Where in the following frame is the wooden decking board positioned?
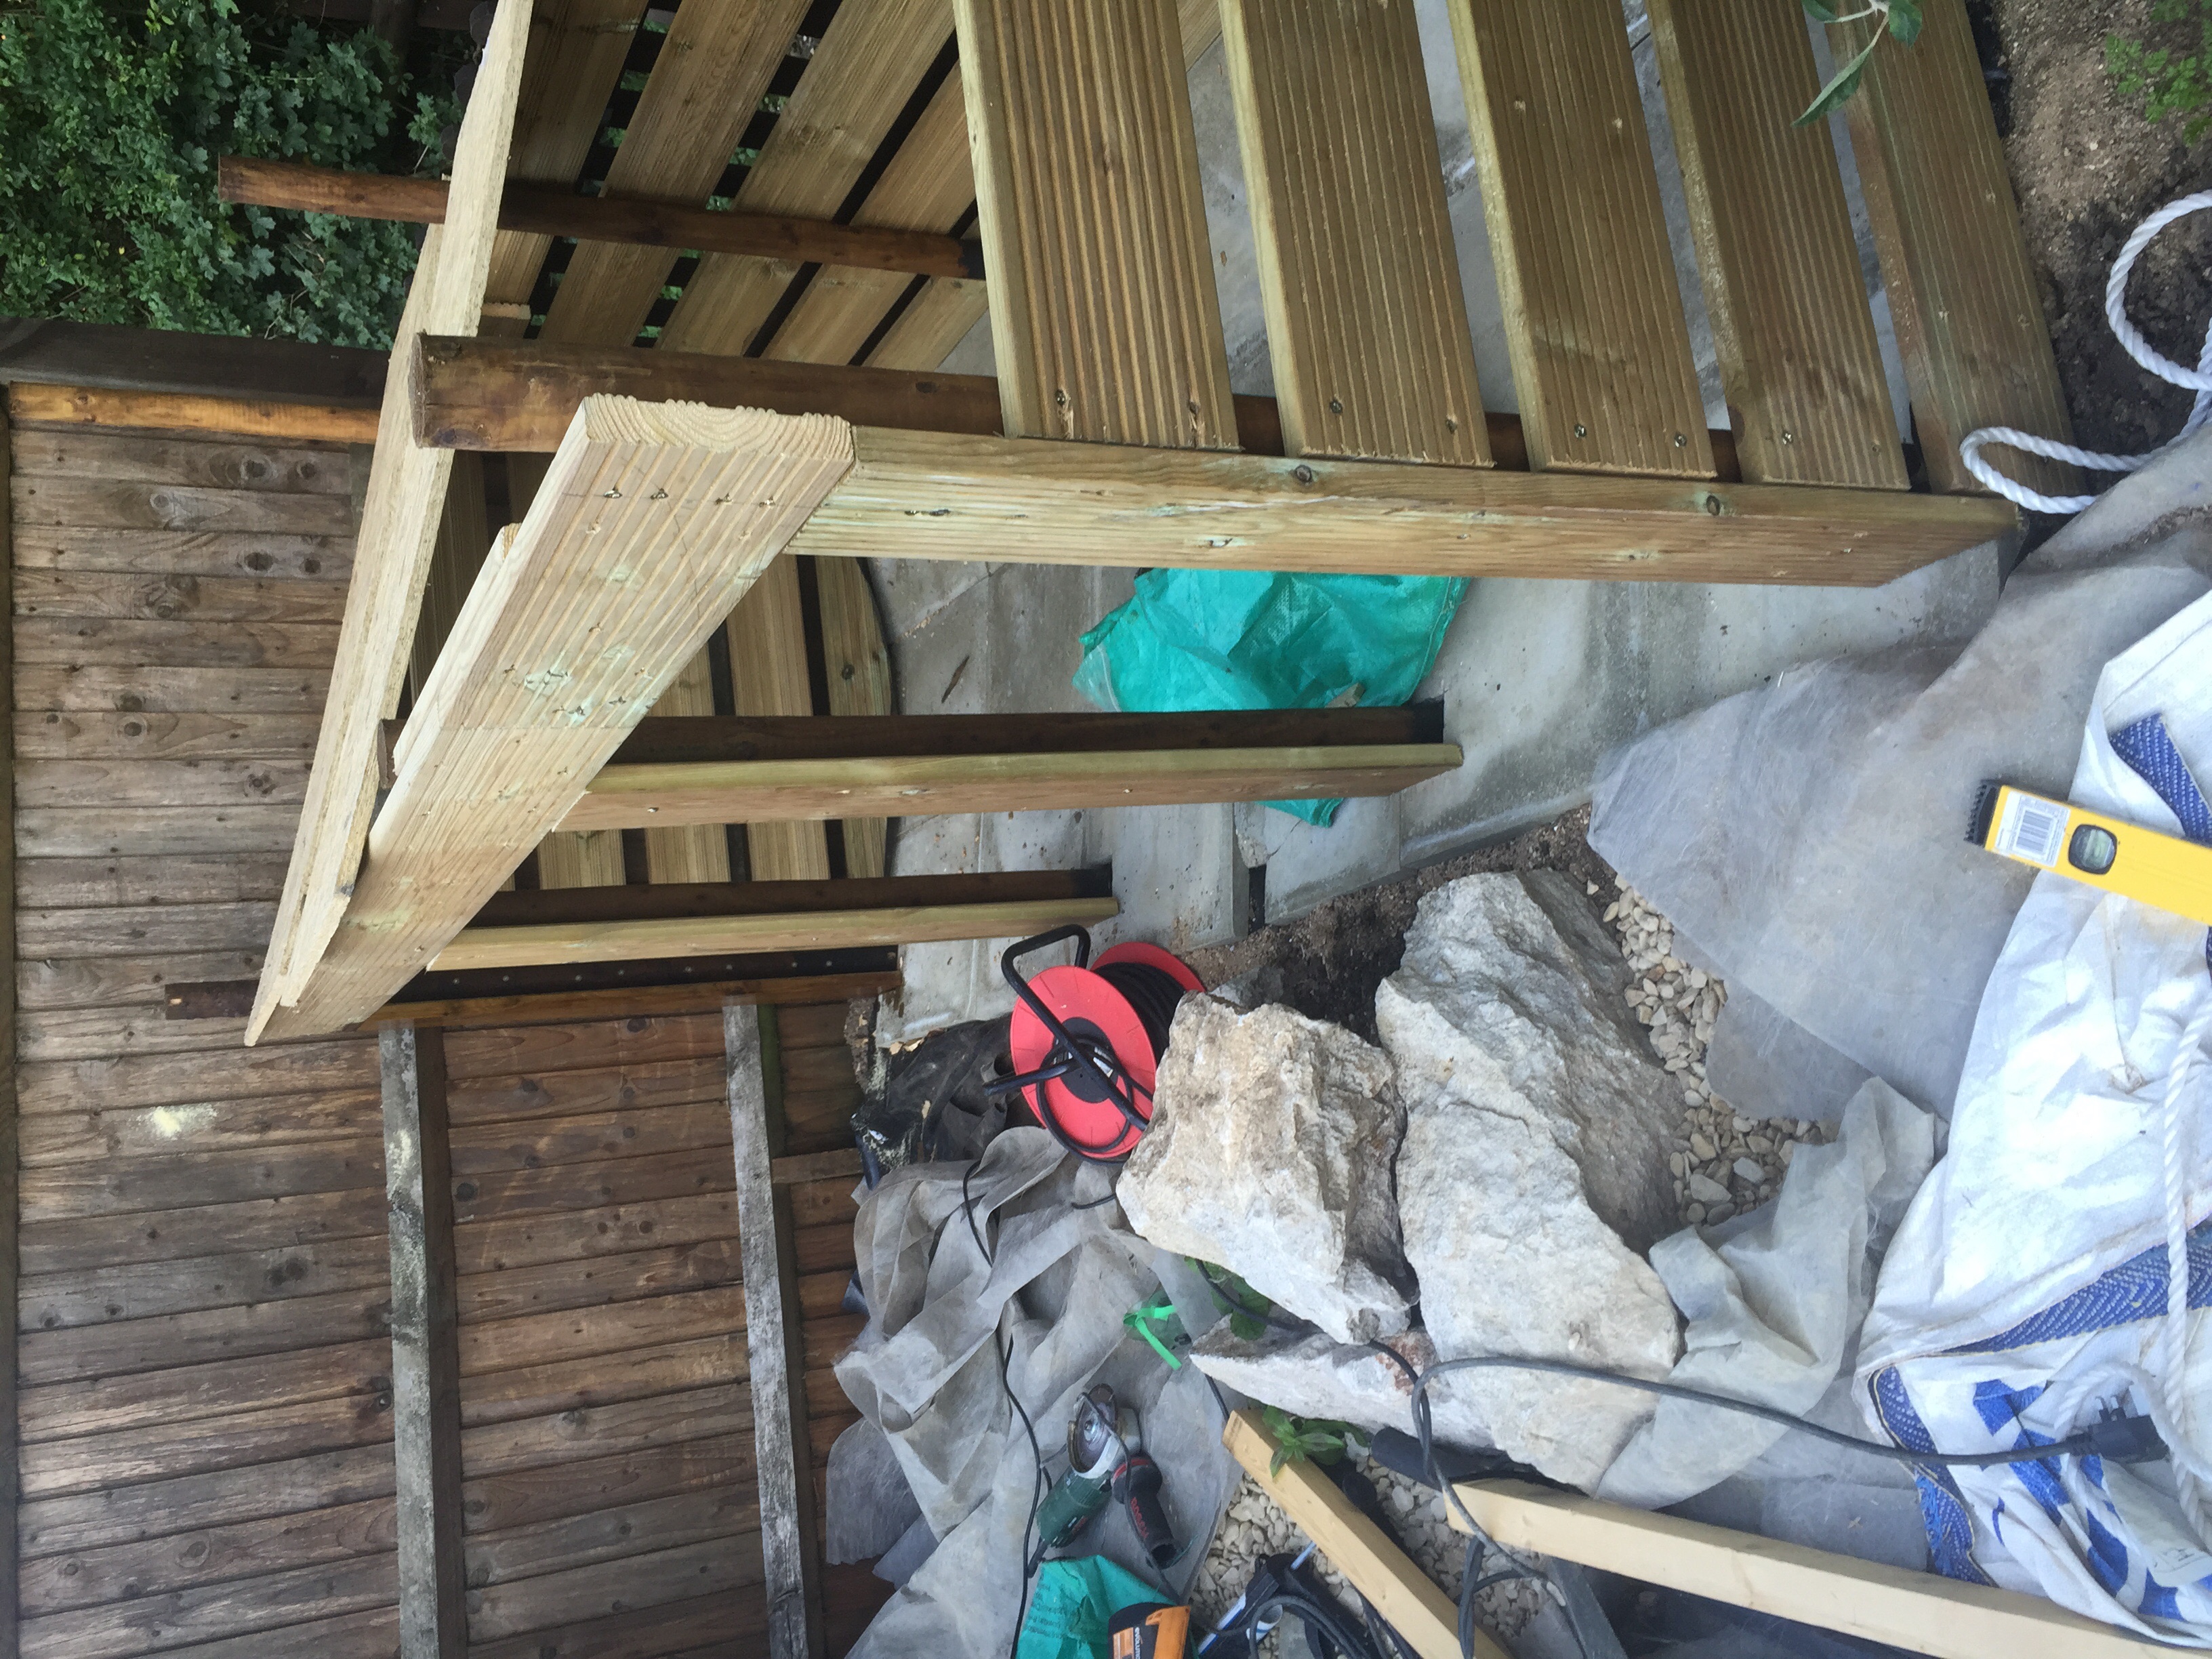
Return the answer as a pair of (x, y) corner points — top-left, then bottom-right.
(20, 1233), (394, 1331)
(1648, 0), (1906, 489)
(459, 1383), (752, 1480)
(15, 665), (331, 714)
(18, 1040), (378, 1113)
(16, 712), (325, 763)
(456, 1336), (747, 1432)
(454, 1239), (743, 1325)
(534, 0), (815, 348)
(9, 527), (351, 580)
(18, 1550), (398, 1659)
(446, 1056), (729, 1128)
(20, 1338), (388, 1441)
(726, 556), (832, 884)
(1835, 0), (2076, 497)
(1218, 0), (1488, 465)
(20, 1139), (386, 1222)
(457, 1286), (747, 1380)
(7, 429), (352, 493)
(467, 1533), (764, 1643)
(956, 0), (1239, 447)
(19, 1392), (393, 1502)
(452, 1145), (734, 1224)
(442, 1011), (726, 1076)
(449, 1100), (735, 1176)
(1447, 0), (1715, 477)
(659, 0), (956, 357)
(453, 1192), (742, 1275)
(460, 1434), (752, 1536)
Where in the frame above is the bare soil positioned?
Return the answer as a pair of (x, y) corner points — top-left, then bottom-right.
(1984, 0), (2212, 459)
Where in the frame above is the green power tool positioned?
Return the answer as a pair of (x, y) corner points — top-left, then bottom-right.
(1033, 1384), (1125, 1551)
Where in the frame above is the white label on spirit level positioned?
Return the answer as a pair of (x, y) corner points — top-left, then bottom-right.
(1995, 792), (2068, 869)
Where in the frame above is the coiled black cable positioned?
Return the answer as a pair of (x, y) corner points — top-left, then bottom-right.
(1095, 958), (1187, 1070)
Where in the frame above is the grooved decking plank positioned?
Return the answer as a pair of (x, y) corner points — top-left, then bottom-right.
(1446, 0), (1714, 478)
(659, 0), (956, 357)
(534, 0), (814, 348)
(1835, 0), (2076, 497)
(724, 558), (828, 883)
(1218, 0), (1488, 466)
(954, 0), (1239, 447)
(1648, 0), (1907, 489)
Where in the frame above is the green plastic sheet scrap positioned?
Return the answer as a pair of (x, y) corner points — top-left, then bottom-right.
(1073, 570), (1469, 825)
(1015, 1556), (1163, 1659)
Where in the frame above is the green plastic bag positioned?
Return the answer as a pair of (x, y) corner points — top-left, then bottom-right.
(1015, 1555), (1163, 1659)
(1073, 571), (1469, 825)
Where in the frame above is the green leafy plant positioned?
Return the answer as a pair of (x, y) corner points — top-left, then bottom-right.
(1795, 0), (1923, 127)
(1260, 1405), (1369, 1478)
(1193, 1258), (1275, 1342)
(0, 0), (462, 346)
(2108, 0), (2212, 144)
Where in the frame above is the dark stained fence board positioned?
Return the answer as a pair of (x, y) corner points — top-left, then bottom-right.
(15, 665), (331, 713)
(19, 1391), (396, 1501)
(7, 428), (354, 494)
(453, 1192), (743, 1277)
(20, 1186), (389, 1275)
(459, 1434), (752, 1537)
(10, 527), (352, 581)
(453, 1240), (743, 1326)
(20, 1088), (382, 1165)
(21, 1231), (393, 1330)
(18, 1338), (390, 1442)
(456, 1335), (747, 1434)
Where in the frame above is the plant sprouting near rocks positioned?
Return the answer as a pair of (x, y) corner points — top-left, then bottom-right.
(2108, 0), (2212, 144)
(1259, 1405), (1370, 1479)
(0, 0), (461, 346)
(1795, 0), (1923, 127)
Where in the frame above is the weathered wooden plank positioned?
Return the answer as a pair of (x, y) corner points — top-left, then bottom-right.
(0, 394), (20, 1659)
(20, 1005), (267, 1061)
(19, 756), (308, 810)
(20, 1496), (397, 1618)
(446, 1054), (727, 1128)
(9, 476), (356, 535)
(442, 1012), (725, 1078)
(18, 1337), (388, 1442)
(18, 854), (286, 909)
(459, 1433), (749, 1536)
(16, 663), (330, 714)
(19, 1038), (377, 1112)
(466, 1487), (754, 1591)
(255, 0), (531, 1046)
(1647, 0), (1906, 489)
(785, 426), (2015, 583)
(1835, 0), (2075, 497)
(18, 899), (276, 957)
(0, 317), (382, 405)
(458, 1382), (749, 1478)
(457, 1286), (748, 1378)
(466, 1535), (761, 1643)
(451, 1146), (733, 1224)
(1451, 1477), (2162, 1659)
(19, 1385), (392, 1500)
(792, 1221), (855, 1276)
(534, 0), (815, 347)
(454, 1240), (741, 1326)
(20, 1187), (388, 1277)
(811, 551), (890, 878)
(67, 1605), (401, 1659)
(453, 1192), (741, 1277)
(18, 1446), (396, 1560)
(730, 1006), (819, 1659)
(449, 1101), (733, 1176)
(382, 1025), (466, 1659)
(407, 449), (490, 702)
(9, 526), (350, 581)
(18, 1552), (398, 1659)
(18, 804), (304, 858)
(20, 1086), (382, 1165)
(258, 399), (857, 1041)
(1218, 0), (1488, 465)
(20, 1233), (390, 1331)
(20, 1139), (384, 1221)
(659, 0), (957, 355)
(16, 615), (340, 669)
(637, 649), (730, 886)
(15, 710), (323, 762)
(785, 1176), (860, 1232)
(956, 0), (1237, 447)
(19, 1292), (389, 1385)
(464, 1589), (762, 1659)
(6, 426), (351, 492)
(457, 1335), (746, 1433)
(5, 386), (376, 448)
(726, 556), (830, 883)
(369, 968), (899, 1036)
(1446, 0), (1713, 478)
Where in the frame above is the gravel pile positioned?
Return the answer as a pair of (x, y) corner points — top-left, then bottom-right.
(1601, 879), (1830, 1226)
(1185, 1461), (1547, 1644)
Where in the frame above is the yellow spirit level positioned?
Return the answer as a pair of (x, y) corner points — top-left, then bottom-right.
(1969, 782), (2212, 927)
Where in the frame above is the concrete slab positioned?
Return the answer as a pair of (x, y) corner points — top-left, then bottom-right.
(882, 0), (2009, 1038)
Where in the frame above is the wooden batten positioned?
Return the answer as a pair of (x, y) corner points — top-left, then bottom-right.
(258, 397), (855, 1041)
(1647, 0), (1908, 490)
(251, 0), (532, 1042)
(1218, 0), (1489, 466)
(1447, 0), (1715, 478)
(1451, 1479), (2163, 1659)
(5, 383), (380, 445)
(787, 427), (2014, 584)
(955, 0), (1239, 447)
(726, 558), (830, 882)
(812, 558), (893, 879)
(1836, 0), (2076, 498)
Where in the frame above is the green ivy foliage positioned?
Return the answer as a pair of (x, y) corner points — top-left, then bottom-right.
(0, 0), (460, 346)
(2108, 0), (2212, 144)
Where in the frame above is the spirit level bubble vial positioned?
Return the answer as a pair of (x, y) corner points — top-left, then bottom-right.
(1969, 781), (2212, 926)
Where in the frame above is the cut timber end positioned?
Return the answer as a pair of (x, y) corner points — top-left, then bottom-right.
(254, 396), (855, 1043)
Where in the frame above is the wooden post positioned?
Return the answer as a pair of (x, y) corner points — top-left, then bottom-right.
(0, 394), (20, 1659)
(726, 1004), (824, 1659)
(381, 1023), (466, 1659)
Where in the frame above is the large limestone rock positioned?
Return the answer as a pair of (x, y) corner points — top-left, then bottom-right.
(1119, 996), (1413, 1344)
(1378, 872), (1684, 1488)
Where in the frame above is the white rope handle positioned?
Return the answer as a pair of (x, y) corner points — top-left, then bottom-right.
(1961, 190), (2212, 514)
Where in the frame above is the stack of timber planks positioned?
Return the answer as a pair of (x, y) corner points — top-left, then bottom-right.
(10, 418), (402, 1659)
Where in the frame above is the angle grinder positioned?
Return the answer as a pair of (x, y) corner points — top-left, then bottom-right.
(1030, 1383), (1179, 1567)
